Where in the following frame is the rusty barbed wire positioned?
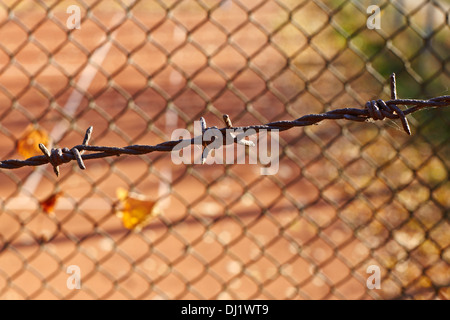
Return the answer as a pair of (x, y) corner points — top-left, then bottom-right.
(1, 74), (449, 177)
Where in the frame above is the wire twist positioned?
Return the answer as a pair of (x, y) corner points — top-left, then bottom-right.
(1, 74), (449, 177)
(35, 126), (93, 176)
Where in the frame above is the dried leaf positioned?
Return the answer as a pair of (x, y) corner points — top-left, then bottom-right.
(17, 125), (50, 159)
(115, 187), (160, 231)
(40, 191), (63, 215)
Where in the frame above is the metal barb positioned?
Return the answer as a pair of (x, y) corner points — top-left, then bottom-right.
(200, 117), (207, 133)
(390, 73), (397, 100)
(71, 148), (86, 170)
(223, 114), (233, 128)
(39, 143), (59, 177)
(82, 126), (93, 148)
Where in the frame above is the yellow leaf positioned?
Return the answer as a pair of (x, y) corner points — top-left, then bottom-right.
(17, 125), (50, 159)
(40, 191), (63, 215)
(115, 188), (160, 231)
(116, 187), (128, 201)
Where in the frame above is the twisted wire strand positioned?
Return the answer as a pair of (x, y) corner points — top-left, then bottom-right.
(1, 74), (449, 176)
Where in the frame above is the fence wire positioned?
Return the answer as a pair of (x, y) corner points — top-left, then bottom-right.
(1, 84), (450, 174)
(0, 0), (449, 300)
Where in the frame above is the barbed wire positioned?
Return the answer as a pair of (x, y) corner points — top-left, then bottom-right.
(1, 74), (449, 177)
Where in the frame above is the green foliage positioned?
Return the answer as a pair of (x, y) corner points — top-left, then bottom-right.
(325, 0), (450, 142)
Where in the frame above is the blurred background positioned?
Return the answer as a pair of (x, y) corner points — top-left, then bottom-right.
(0, 0), (448, 299)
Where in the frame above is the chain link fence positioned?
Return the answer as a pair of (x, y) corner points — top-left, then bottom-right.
(0, 0), (449, 300)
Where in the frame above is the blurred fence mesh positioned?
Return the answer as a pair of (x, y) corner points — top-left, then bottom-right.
(0, 0), (449, 300)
